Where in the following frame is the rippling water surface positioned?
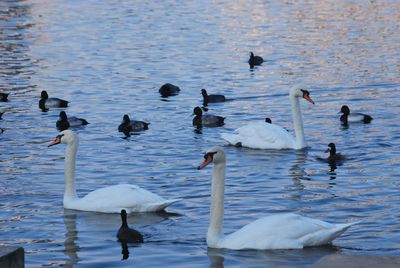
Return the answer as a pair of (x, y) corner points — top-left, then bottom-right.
(1, 0), (400, 267)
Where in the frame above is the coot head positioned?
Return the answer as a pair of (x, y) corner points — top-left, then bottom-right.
(340, 105), (350, 115)
(193, 106), (203, 116)
(122, 114), (131, 123)
(59, 111), (68, 120)
(41, 90), (49, 99)
(326, 143), (337, 155)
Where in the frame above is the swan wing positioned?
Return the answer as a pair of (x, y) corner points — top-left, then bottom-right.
(219, 213), (357, 250)
(221, 122), (295, 149)
(68, 184), (180, 213)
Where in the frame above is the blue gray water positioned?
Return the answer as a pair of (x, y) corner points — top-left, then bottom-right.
(1, 0), (399, 267)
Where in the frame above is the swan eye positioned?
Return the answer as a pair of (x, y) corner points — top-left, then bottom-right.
(300, 89), (310, 97)
(203, 151), (217, 160)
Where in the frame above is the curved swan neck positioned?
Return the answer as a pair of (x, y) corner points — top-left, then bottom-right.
(64, 138), (78, 203)
(290, 95), (306, 149)
(207, 161), (225, 247)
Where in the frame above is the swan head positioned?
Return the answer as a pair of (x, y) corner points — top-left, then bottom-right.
(197, 146), (225, 169)
(290, 86), (315, 104)
(48, 130), (78, 147)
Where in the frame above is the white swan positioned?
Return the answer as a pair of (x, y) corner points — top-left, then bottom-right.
(198, 146), (358, 250)
(221, 86), (315, 150)
(48, 130), (180, 213)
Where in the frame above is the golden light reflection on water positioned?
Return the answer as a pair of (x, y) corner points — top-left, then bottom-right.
(2, 0), (400, 266)
(212, 0), (400, 87)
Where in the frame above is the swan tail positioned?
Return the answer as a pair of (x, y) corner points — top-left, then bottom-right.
(335, 221), (361, 233)
(325, 221), (360, 243)
(221, 133), (241, 146)
(301, 221), (360, 247)
(147, 198), (182, 212)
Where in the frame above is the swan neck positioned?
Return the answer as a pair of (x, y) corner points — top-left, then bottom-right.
(207, 162), (225, 247)
(290, 95), (306, 149)
(64, 139), (78, 202)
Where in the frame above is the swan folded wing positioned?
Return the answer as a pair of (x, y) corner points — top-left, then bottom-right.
(78, 184), (168, 213)
(219, 213), (348, 250)
(297, 221), (358, 247)
(221, 122), (295, 149)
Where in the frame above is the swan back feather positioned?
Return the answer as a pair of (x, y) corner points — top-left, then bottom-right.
(221, 122), (296, 149)
(221, 86), (314, 150)
(218, 213), (357, 250)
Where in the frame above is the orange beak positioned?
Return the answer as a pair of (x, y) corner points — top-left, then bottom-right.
(303, 94), (315, 104)
(48, 136), (62, 147)
(197, 154), (213, 170)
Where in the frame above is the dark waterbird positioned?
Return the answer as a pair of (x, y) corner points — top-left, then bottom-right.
(325, 143), (345, 162)
(56, 111), (89, 131)
(201, 89), (225, 106)
(248, 52), (264, 68)
(118, 114), (149, 135)
(192, 106), (225, 128)
(117, 209), (144, 243)
(0, 93), (9, 102)
(317, 143), (345, 166)
(340, 105), (372, 125)
(159, 83), (180, 97)
(39, 90), (69, 110)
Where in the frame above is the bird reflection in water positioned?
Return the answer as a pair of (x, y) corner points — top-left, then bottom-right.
(289, 149), (310, 181)
(120, 242), (129, 260)
(328, 161), (338, 181)
(207, 248), (224, 268)
(207, 245), (340, 267)
(286, 150), (310, 201)
(63, 210), (80, 267)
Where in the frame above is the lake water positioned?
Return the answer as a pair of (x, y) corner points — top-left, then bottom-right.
(1, 0), (400, 267)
